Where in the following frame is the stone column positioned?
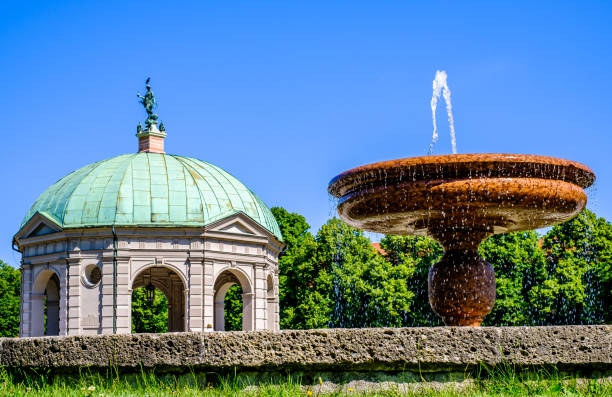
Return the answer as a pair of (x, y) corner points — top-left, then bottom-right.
(20, 264), (32, 337)
(66, 257), (81, 335)
(187, 255), (204, 332)
(214, 291), (225, 331)
(100, 251), (114, 334)
(274, 273), (280, 331)
(203, 261), (214, 331)
(168, 275), (186, 332)
(254, 267), (266, 330)
(242, 292), (255, 331)
(57, 263), (68, 336)
(266, 273), (279, 331)
(115, 257), (131, 333)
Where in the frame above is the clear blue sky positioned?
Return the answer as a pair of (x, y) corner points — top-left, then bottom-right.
(1, 1), (611, 266)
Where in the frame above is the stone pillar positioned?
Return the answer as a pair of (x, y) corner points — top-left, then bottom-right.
(187, 256), (203, 332)
(57, 264), (68, 336)
(20, 264), (32, 337)
(66, 258), (81, 335)
(115, 257), (131, 334)
(266, 273), (279, 331)
(168, 275), (186, 332)
(254, 268), (266, 330)
(214, 294), (225, 331)
(203, 261), (214, 331)
(100, 253), (114, 334)
(242, 292), (255, 331)
(274, 273), (280, 331)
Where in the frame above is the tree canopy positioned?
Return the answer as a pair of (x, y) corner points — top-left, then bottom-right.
(272, 207), (611, 329)
(534, 209), (612, 325)
(0, 261), (20, 337)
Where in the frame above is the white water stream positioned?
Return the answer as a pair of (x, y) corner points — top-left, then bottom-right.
(429, 70), (456, 155)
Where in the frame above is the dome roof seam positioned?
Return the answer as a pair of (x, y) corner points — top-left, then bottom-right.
(161, 153), (171, 221)
(115, 154), (138, 224)
(32, 161), (96, 226)
(96, 155), (133, 225)
(205, 160), (249, 217)
(62, 158), (110, 226)
(145, 152), (153, 222)
(176, 156), (216, 221)
(182, 156), (239, 218)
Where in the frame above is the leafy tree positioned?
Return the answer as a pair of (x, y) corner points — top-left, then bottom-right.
(270, 207), (319, 329)
(380, 235), (443, 326)
(0, 261), (20, 337)
(223, 284), (243, 331)
(479, 231), (546, 326)
(533, 209), (612, 325)
(131, 287), (168, 333)
(272, 208), (415, 329)
(311, 218), (414, 328)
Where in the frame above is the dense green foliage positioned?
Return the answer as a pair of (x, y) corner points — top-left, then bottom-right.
(271, 207), (319, 329)
(273, 207), (611, 329)
(223, 284), (243, 331)
(479, 231), (546, 326)
(380, 235), (443, 326)
(272, 208), (415, 328)
(0, 261), (20, 337)
(534, 210), (612, 325)
(131, 288), (168, 333)
(317, 219), (414, 328)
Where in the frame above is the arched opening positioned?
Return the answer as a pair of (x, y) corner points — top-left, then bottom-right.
(267, 274), (276, 331)
(223, 284), (243, 331)
(31, 270), (61, 336)
(131, 266), (186, 332)
(213, 269), (253, 331)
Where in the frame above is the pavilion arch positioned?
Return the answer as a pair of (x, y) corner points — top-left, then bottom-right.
(31, 268), (62, 336)
(131, 262), (189, 289)
(131, 264), (187, 332)
(213, 267), (254, 331)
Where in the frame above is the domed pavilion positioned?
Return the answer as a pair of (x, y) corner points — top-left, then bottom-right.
(13, 81), (284, 336)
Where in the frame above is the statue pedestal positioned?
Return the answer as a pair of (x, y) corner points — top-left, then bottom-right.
(137, 126), (167, 153)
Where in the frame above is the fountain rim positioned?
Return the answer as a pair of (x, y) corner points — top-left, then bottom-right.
(328, 153), (595, 198)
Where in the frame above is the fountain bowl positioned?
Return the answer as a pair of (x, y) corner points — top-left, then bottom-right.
(328, 154), (595, 326)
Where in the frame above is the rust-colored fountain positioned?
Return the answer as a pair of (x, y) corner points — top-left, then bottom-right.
(328, 153), (595, 326)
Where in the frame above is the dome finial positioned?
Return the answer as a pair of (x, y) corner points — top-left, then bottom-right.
(136, 78), (166, 153)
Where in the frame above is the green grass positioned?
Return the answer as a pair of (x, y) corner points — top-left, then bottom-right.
(0, 365), (609, 396)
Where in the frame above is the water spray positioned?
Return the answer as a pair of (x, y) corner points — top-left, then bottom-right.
(429, 70), (457, 155)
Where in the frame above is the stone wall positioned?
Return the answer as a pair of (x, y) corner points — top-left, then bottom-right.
(1, 326), (610, 391)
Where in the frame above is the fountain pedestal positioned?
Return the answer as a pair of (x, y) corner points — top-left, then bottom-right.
(328, 154), (595, 326)
(429, 250), (494, 326)
(428, 230), (495, 326)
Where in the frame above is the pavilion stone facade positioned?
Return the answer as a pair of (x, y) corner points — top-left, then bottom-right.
(16, 213), (282, 336)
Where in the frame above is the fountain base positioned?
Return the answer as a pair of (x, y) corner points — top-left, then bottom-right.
(428, 249), (495, 326)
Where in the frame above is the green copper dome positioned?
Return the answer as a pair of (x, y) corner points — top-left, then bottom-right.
(21, 153), (282, 241)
